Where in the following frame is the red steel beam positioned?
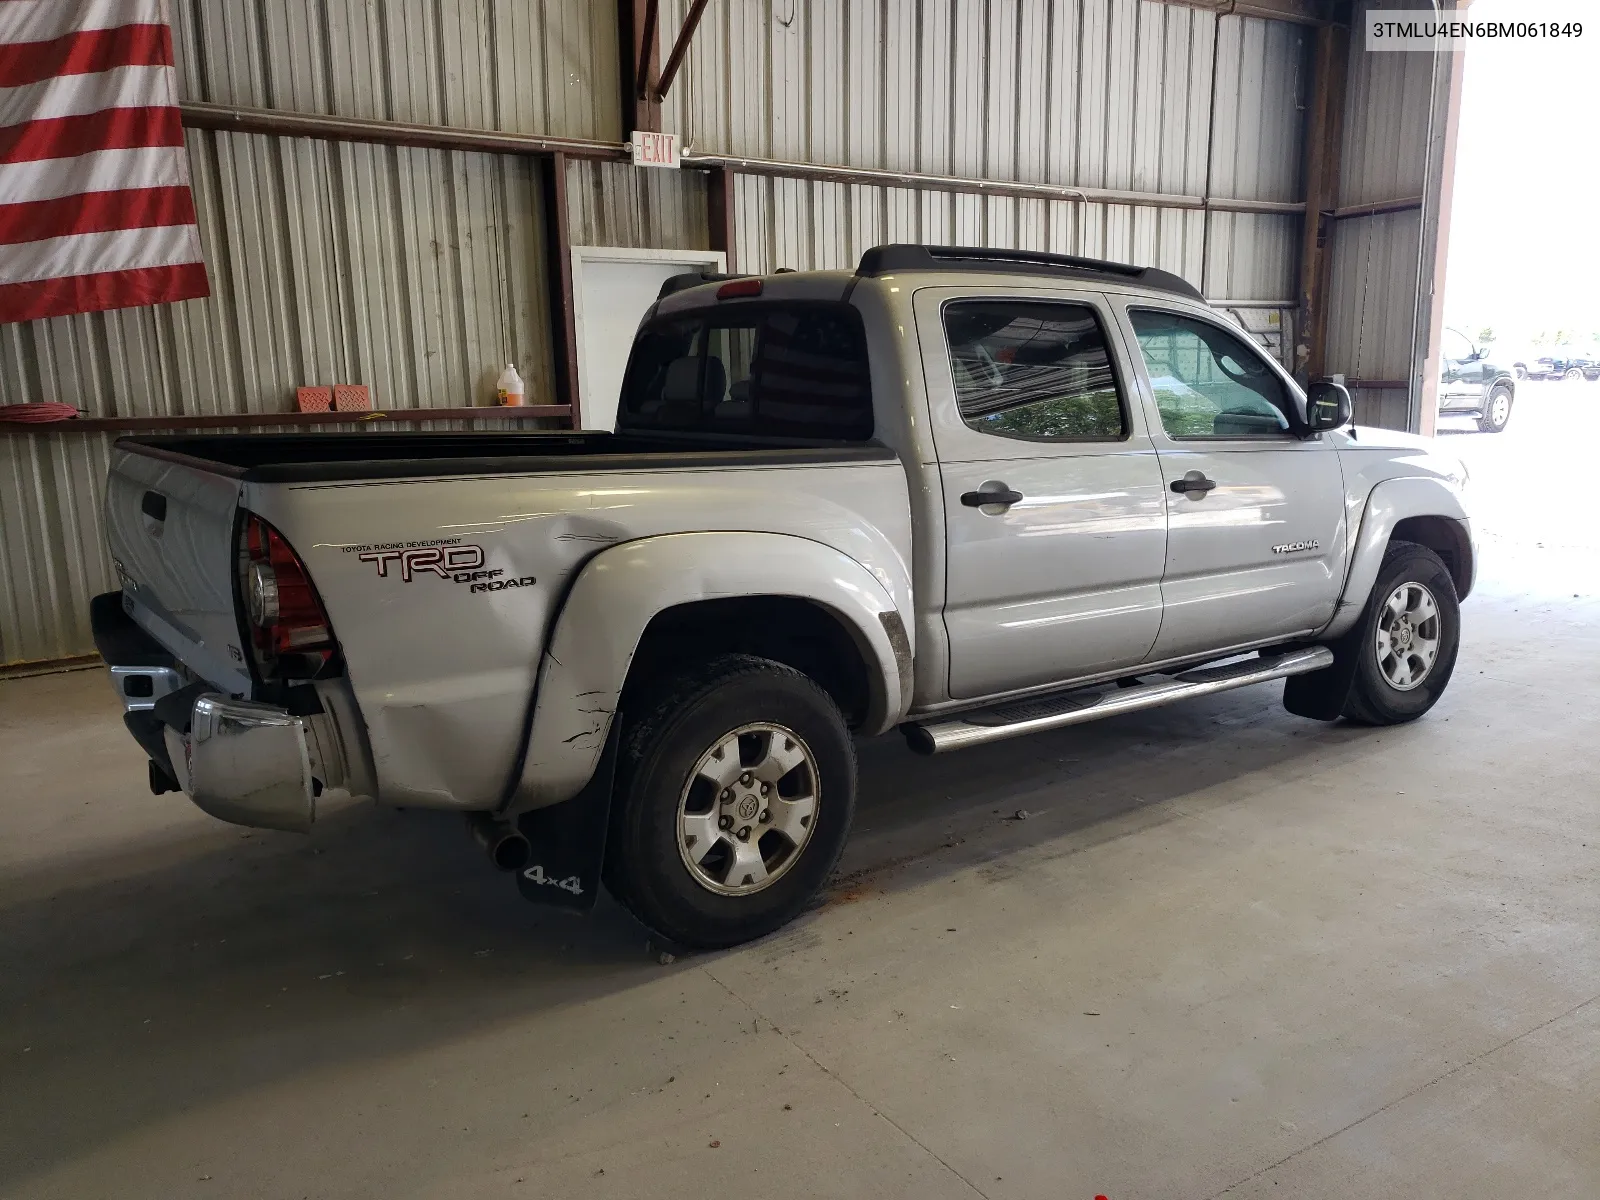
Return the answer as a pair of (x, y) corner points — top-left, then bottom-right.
(657, 0), (712, 100)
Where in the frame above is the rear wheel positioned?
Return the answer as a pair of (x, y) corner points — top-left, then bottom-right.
(1564, 366), (1584, 382)
(1342, 542), (1461, 726)
(604, 654), (856, 949)
(1477, 384), (1512, 433)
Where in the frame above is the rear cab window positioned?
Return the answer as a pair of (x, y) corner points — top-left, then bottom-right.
(620, 302), (874, 440)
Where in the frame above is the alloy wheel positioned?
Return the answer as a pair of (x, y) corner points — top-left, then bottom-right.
(676, 723), (820, 895)
(1375, 582), (1442, 692)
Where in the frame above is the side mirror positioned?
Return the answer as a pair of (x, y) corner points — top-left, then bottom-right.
(1305, 380), (1353, 433)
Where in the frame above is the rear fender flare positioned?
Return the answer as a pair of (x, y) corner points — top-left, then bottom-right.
(1323, 477), (1473, 639)
(504, 532), (910, 814)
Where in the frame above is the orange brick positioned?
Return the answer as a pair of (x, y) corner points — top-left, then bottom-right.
(333, 384), (372, 412)
(296, 386), (332, 413)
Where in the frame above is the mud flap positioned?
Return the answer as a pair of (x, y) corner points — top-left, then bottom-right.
(513, 719), (621, 913)
(1282, 629), (1361, 721)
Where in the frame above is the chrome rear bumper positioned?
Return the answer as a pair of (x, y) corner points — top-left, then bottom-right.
(165, 694), (316, 833)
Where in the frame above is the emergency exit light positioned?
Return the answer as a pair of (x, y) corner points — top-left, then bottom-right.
(631, 131), (680, 169)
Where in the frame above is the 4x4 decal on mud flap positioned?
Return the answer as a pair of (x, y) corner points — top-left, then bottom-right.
(351, 542), (534, 593)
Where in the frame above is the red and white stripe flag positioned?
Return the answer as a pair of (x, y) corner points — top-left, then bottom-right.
(0, 0), (208, 325)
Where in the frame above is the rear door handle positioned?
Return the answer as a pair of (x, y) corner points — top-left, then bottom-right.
(960, 485), (1024, 509)
(141, 491), (167, 521)
(1169, 472), (1217, 497)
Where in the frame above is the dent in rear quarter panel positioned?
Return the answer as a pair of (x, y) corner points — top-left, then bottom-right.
(245, 477), (598, 810)
(243, 459), (913, 813)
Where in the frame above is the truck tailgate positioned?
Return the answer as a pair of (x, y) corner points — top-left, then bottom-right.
(106, 445), (253, 695)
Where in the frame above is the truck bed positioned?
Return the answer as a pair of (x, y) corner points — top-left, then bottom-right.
(123, 430), (896, 483)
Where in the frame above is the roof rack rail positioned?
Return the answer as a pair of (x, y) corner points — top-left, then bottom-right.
(656, 271), (748, 300)
(854, 244), (1204, 301)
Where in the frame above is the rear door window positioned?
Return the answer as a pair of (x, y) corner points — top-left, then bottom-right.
(943, 300), (1127, 441)
(621, 303), (873, 440)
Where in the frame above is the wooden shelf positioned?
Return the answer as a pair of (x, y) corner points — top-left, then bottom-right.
(2, 406), (574, 435)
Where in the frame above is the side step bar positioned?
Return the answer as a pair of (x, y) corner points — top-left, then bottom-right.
(904, 646), (1335, 755)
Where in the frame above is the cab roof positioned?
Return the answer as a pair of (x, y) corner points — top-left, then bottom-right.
(654, 243), (1205, 314)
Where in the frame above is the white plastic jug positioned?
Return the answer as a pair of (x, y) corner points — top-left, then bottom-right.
(495, 363), (525, 407)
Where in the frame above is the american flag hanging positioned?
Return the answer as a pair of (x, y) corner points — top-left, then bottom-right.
(0, 0), (208, 325)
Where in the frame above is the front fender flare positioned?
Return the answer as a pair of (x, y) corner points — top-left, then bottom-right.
(503, 532), (910, 815)
(1323, 476), (1473, 639)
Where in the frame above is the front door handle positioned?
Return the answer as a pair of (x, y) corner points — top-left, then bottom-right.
(1169, 471), (1217, 497)
(961, 484), (1024, 509)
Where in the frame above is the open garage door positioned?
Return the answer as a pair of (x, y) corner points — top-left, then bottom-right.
(1312, 0), (1464, 435)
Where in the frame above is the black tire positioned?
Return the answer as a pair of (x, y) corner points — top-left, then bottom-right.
(604, 654), (856, 949)
(1565, 367), (1585, 382)
(1476, 384), (1512, 433)
(1342, 541), (1461, 726)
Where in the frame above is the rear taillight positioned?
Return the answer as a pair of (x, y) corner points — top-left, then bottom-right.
(241, 515), (335, 677)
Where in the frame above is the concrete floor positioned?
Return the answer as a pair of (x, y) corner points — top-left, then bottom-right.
(3, 383), (1597, 1200)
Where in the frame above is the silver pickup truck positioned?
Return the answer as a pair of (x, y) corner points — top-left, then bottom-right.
(96, 244), (1475, 949)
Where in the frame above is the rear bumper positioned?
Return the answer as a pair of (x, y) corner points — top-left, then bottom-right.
(165, 695), (316, 833)
(93, 589), (317, 833)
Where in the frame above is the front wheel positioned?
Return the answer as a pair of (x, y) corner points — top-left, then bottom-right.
(604, 654), (856, 949)
(1477, 384), (1512, 433)
(1564, 367), (1585, 382)
(1342, 542), (1461, 726)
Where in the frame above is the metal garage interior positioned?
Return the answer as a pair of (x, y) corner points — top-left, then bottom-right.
(0, 0), (1454, 670)
(11, 5), (1600, 1199)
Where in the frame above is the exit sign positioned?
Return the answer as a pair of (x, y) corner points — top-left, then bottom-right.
(631, 130), (680, 169)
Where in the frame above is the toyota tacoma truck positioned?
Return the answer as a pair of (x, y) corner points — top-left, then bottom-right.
(96, 244), (1476, 949)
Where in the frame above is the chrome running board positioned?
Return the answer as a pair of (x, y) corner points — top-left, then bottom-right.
(904, 646), (1335, 755)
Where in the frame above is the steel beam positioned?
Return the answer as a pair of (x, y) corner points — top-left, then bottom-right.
(657, 0), (713, 99)
(636, 0), (659, 106)
(181, 101), (626, 160)
(1156, 0), (1344, 25)
(706, 166), (736, 268)
(541, 152), (583, 427)
(619, 0), (661, 135)
(1295, 20), (1351, 383)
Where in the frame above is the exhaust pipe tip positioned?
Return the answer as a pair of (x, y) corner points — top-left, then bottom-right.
(468, 814), (532, 872)
(488, 830), (531, 872)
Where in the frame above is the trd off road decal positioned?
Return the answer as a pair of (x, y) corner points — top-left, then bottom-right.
(346, 538), (534, 594)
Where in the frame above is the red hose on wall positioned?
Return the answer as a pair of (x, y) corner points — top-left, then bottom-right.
(0, 404), (80, 425)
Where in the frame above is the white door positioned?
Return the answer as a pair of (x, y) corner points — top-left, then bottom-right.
(1114, 302), (1348, 662)
(572, 247), (726, 431)
(915, 287), (1170, 700)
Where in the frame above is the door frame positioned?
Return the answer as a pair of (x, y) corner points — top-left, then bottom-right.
(910, 283), (1171, 702)
(1101, 292), (1348, 658)
(569, 246), (727, 430)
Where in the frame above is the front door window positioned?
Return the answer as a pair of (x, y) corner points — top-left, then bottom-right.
(1129, 310), (1295, 439)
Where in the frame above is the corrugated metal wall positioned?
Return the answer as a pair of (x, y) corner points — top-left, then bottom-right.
(1327, 0), (1446, 429)
(1, 132), (555, 418)
(685, 0), (1309, 314)
(170, 0), (619, 140)
(2, 0), (1439, 666)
